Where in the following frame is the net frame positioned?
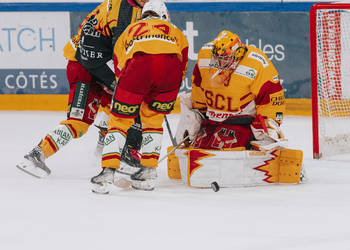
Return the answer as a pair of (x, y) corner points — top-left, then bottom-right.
(310, 3), (350, 159)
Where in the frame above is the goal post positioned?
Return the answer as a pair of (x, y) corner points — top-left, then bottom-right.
(310, 3), (350, 159)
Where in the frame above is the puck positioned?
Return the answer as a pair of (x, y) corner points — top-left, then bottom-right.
(211, 182), (220, 192)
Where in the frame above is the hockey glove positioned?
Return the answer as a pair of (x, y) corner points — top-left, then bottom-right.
(250, 115), (287, 151)
(251, 115), (284, 142)
(102, 80), (118, 95)
(175, 93), (205, 144)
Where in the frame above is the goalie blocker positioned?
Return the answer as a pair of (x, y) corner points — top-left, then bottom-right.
(167, 147), (305, 188)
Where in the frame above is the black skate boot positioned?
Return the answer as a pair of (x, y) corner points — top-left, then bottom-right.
(91, 167), (115, 194)
(16, 146), (51, 178)
(130, 166), (157, 191)
(118, 145), (142, 175)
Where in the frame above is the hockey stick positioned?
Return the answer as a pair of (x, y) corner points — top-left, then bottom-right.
(158, 134), (190, 163)
(164, 115), (176, 146)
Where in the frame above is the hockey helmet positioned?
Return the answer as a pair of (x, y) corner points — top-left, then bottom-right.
(212, 31), (246, 70)
(141, 0), (170, 21)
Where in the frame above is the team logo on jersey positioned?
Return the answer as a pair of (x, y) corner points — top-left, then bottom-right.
(206, 108), (239, 122)
(150, 99), (176, 113)
(270, 92), (285, 106)
(272, 75), (279, 82)
(112, 100), (140, 117)
(234, 65), (257, 80)
(104, 133), (116, 146)
(69, 82), (89, 120)
(248, 52), (269, 68)
(125, 34), (176, 54)
(142, 134), (154, 147)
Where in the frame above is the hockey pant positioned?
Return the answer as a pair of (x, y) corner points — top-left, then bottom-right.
(193, 119), (253, 150)
(101, 52), (183, 169)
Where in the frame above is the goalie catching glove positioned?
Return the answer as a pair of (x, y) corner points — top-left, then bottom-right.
(175, 93), (205, 145)
(250, 115), (287, 151)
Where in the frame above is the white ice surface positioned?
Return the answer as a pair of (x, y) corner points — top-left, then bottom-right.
(1, 112), (350, 250)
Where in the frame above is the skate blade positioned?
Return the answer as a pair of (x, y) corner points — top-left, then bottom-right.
(91, 182), (112, 194)
(114, 176), (132, 189)
(116, 162), (140, 176)
(16, 162), (49, 178)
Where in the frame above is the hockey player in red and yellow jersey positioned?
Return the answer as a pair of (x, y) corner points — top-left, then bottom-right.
(16, 0), (148, 178)
(176, 30), (285, 151)
(91, 0), (189, 193)
(170, 31), (305, 189)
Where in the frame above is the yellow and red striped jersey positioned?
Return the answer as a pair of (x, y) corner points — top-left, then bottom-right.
(191, 42), (285, 123)
(113, 17), (189, 79)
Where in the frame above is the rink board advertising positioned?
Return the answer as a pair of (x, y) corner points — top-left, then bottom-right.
(0, 2), (315, 111)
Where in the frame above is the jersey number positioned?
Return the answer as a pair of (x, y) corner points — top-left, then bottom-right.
(128, 22), (170, 37)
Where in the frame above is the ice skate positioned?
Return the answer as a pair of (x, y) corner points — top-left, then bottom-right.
(114, 172), (133, 189)
(16, 146), (51, 178)
(130, 166), (157, 191)
(91, 167), (115, 194)
(115, 149), (142, 190)
(120, 120), (142, 169)
(121, 144), (141, 166)
(118, 146), (142, 175)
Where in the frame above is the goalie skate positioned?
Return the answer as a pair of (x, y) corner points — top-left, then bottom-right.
(91, 168), (115, 194)
(16, 146), (51, 178)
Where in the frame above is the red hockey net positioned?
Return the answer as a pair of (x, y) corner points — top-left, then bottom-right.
(310, 3), (350, 159)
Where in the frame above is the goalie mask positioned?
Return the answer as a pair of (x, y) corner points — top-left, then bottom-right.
(211, 31), (247, 71)
(141, 0), (170, 21)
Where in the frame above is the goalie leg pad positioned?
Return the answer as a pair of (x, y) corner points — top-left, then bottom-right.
(167, 146), (181, 179)
(172, 148), (304, 188)
(278, 149), (303, 183)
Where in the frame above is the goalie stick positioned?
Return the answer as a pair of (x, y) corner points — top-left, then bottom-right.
(158, 134), (190, 163)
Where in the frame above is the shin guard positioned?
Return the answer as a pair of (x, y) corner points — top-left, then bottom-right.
(140, 128), (163, 168)
(101, 128), (127, 169)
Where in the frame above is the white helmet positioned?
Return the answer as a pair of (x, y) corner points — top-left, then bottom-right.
(141, 0), (170, 21)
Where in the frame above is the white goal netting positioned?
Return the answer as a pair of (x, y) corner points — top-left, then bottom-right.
(312, 5), (350, 158)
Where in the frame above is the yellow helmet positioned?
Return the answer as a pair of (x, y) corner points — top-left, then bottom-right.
(211, 31), (246, 70)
